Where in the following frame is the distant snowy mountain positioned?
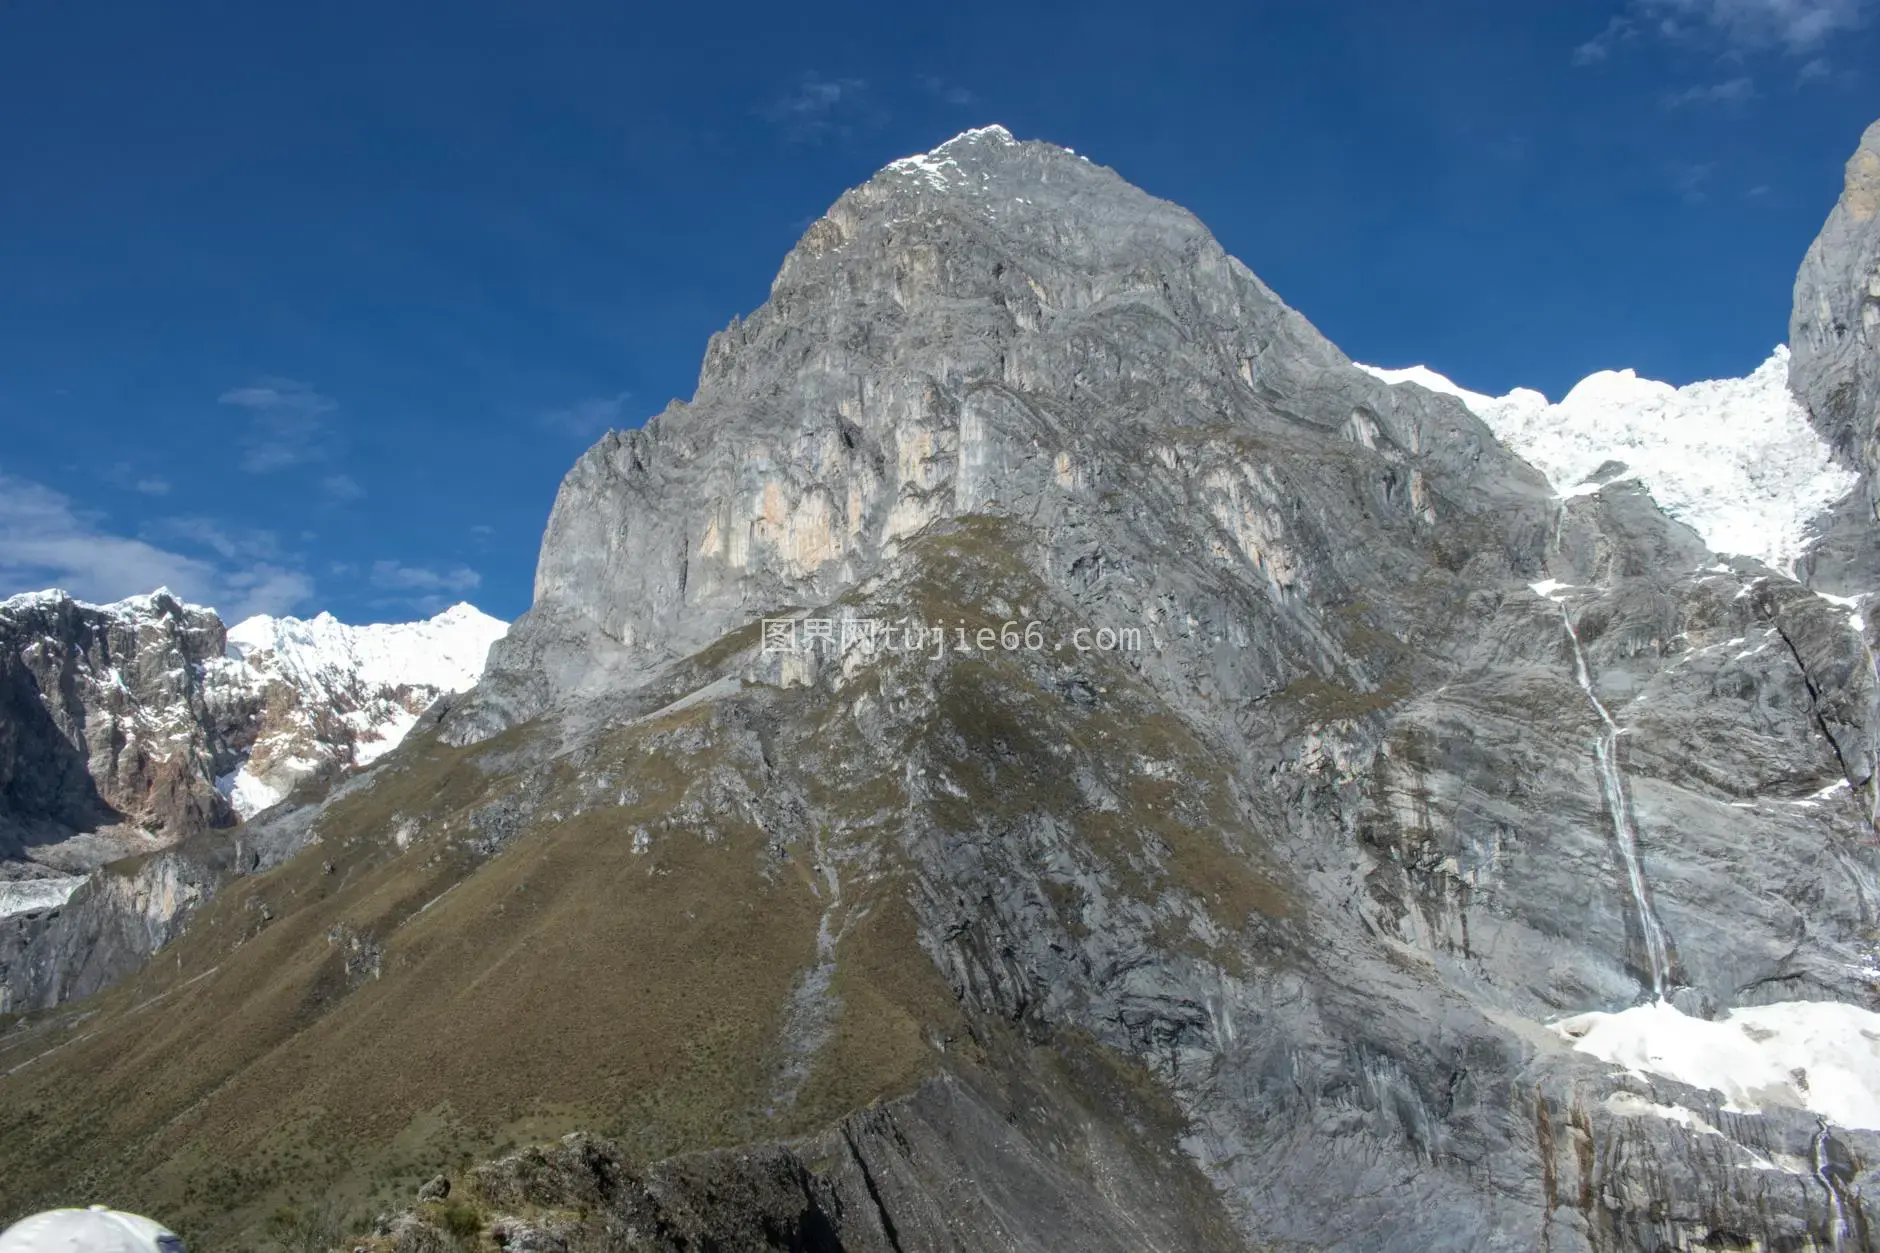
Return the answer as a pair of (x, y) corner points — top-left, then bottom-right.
(221, 602), (507, 815)
(1355, 347), (1855, 575)
(0, 589), (506, 919)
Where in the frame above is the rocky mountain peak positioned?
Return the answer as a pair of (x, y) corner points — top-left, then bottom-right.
(461, 127), (1475, 741)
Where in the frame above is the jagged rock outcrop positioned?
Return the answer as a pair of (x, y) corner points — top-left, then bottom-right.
(1792, 118), (1880, 594)
(0, 591), (250, 861)
(1794, 118), (1880, 493)
(372, 1068), (1238, 1253)
(3, 126), (1879, 1252)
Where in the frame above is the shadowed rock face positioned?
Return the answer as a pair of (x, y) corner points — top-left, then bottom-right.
(0, 592), (248, 859)
(5, 126), (1880, 1251)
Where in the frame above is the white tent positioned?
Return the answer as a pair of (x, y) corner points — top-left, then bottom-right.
(0, 1207), (184, 1252)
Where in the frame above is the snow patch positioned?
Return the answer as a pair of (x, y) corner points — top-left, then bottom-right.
(885, 124), (1018, 192)
(352, 707), (420, 766)
(0, 875), (85, 920)
(1602, 1091), (1722, 1136)
(215, 766), (292, 817)
(1815, 591), (1868, 634)
(0, 585), (216, 619)
(1555, 999), (1880, 1130)
(1357, 348), (1855, 575)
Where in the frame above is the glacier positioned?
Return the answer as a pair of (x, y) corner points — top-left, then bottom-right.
(1357, 347), (1855, 576)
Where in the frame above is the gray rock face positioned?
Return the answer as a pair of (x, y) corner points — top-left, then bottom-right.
(0, 794), (318, 1012)
(1793, 118), (1880, 509)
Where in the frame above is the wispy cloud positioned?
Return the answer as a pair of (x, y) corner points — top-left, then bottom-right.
(321, 473), (366, 502)
(370, 560), (481, 593)
(0, 472), (313, 618)
(219, 377), (338, 473)
(101, 461), (175, 496)
(539, 390), (633, 438)
(144, 515), (284, 562)
(1575, 16), (1639, 62)
(761, 73), (870, 143)
(1581, 0), (1871, 58)
(1672, 160), (1718, 203)
(918, 74), (977, 107)
(369, 559), (482, 615)
(1662, 75), (1757, 105)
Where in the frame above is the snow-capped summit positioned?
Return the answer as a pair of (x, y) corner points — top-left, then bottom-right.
(227, 601), (505, 698)
(218, 602), (509, 815)
(0, 585), (214, 619)
(1356, 346), (1856, 575)
(883, 124), (1022, 191)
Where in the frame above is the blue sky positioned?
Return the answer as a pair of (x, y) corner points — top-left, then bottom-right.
(1, 0), (1876, 624)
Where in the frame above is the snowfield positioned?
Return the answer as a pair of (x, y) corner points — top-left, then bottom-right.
(217, 602), (508, 815)
(1357, 347), (1855, 576)
(225, 601), (506, 698)
(1555, 998), (1880, 1131)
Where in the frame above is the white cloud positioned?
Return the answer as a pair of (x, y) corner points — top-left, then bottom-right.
(1578, 0), (1870, 61)
(1662, 75), (1757, 105)
(1575, 15), (1639, 62)
(219, 377), (338, 473)
(539, 390), (633, 438)
(370, 560), (481, 593)
(321, 473), (366, 501)
(1658, 0), (1868, 49)
(762, 73), (869, 143)
(101, 461), (174, 496)
(1672, 160), (1718, 202)
(144, 516), (282, 562)
(0, 472), (313, 618)
(919, 75), (977, 107)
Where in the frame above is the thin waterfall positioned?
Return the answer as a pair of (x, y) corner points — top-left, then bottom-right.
(1553, 598), (1674, 998)
(1812, 1123), (1853, 1252)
